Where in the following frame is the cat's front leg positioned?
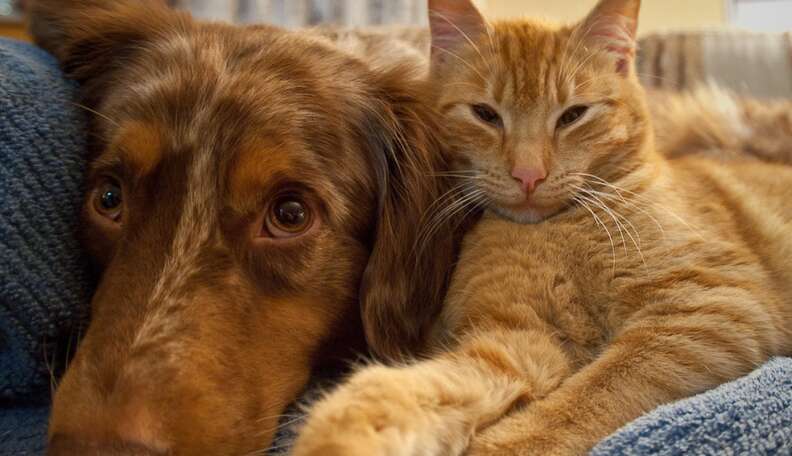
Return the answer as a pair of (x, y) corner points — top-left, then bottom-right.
(467, 301), (777, 456)
(466, 407), (574, 456)
(291, 330), (571, 456)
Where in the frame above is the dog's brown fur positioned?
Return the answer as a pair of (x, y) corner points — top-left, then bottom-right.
(29, 1), (461, 454)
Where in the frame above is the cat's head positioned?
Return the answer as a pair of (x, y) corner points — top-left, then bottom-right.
(429, 0), (653, 223)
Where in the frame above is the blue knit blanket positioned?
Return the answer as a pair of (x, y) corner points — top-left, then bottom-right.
(1, 38), (791, 456)
(0, 38), (93, 454)
(592, 357), (792, 455)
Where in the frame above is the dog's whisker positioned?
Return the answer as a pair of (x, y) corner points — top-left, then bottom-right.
(70, 102), (121, 128)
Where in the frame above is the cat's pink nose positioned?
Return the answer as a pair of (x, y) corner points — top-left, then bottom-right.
(512, 167), (547, 194)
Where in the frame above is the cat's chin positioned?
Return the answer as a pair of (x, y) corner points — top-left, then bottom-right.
(489, 203), (562, 224)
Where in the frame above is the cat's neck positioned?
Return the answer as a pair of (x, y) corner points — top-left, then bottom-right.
(591, 126), (667, 205)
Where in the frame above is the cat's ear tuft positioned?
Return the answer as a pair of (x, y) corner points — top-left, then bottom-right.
(428, 0), (488, 67)
(578, 0), (641, 76)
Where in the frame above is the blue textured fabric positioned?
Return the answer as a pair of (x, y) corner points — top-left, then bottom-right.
(0, 406), (48, 456)
(0, 38), (93, 402)
(1, 38), (93, 454)
(591, 357), (792, 455)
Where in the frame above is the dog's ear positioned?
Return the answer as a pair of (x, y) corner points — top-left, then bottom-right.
(28, 0), (187, 103)
(359, 67), (469, 361)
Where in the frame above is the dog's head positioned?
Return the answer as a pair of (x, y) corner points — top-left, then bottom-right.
(30, 1), (459, 454)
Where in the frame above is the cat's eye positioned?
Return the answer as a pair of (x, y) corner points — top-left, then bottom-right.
(556, 105), (589, 130)
(471, 104), (503, 128)
(92, 178), (123, 223)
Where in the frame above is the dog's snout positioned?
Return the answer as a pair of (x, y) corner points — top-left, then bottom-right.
(48, 433), (169, 456)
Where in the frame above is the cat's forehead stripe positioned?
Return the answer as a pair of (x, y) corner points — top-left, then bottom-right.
(489, 24), (573, 108)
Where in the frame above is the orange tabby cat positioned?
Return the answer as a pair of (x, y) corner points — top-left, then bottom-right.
(292, 1), (792, 455)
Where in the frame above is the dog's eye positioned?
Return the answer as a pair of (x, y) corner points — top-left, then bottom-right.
(93, 178), (123, 222)
(471, 103), (502, 128)
(556, 105), (589, 130)
(264, 196), (313, 238)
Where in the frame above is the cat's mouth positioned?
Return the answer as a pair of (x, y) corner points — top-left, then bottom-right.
(491, 198), (567, 224)
(470, 179), (570, 224)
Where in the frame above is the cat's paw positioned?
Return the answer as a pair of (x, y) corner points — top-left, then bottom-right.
(291, 366), (468, 456)
(290, 424), (423, 456)
(291, 403), (452, 456)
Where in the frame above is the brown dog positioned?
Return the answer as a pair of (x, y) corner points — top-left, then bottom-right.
(29, 1), (460, 454)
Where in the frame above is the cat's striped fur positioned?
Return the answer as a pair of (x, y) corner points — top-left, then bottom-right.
(315, 26), (792, 164)
(293, 1), (792, 455)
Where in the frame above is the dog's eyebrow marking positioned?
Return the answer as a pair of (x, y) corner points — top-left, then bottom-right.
(113, 121), (164, 177)
(227, 138), (298, 213)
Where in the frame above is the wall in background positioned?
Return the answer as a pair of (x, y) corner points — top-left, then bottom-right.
(476, 0), (728, 34)
(4, 1), (787, 43)
(176, 0), (428, 26)
(731, 0), (792, 33)
(0, 0), (26, 41)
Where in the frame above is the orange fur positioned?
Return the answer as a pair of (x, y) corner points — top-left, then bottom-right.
(293, 1), (792, 455)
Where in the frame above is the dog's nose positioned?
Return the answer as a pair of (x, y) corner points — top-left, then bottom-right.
(48, 433), (169, 456)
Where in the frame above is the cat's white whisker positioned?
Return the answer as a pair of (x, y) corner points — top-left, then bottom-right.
(412, 182), (471, 258)
(420, 191), (485, 251)
(564, 49), (601, 92)
(573, 195), (617, 273)
(440, 81), (487, 91)
(575, 190), (629, 255)
(418, 180), (472, 222)
(582, 184), (667, 239)
(576, 184), (643, 245)
(430, 45), (488, 83)
(576, 176), (658, 241)
(572, 172), (707, 241)
(587, 191), (646, 248)
(572, 180), (649, 267)
(429, 171), (484, 179)
(602, 203), (646, 266)
(430, 11), (489, 65)
(415, 186), (486, 257)
(560, 17), (609, 90)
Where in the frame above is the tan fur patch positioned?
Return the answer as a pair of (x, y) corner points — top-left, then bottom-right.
(227, 138), (295, 213)
(113, 121), (164, 177)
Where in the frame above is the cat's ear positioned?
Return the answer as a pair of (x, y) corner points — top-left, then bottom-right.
(578, 0), (641, 76)
(428, 0), (488, 67)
